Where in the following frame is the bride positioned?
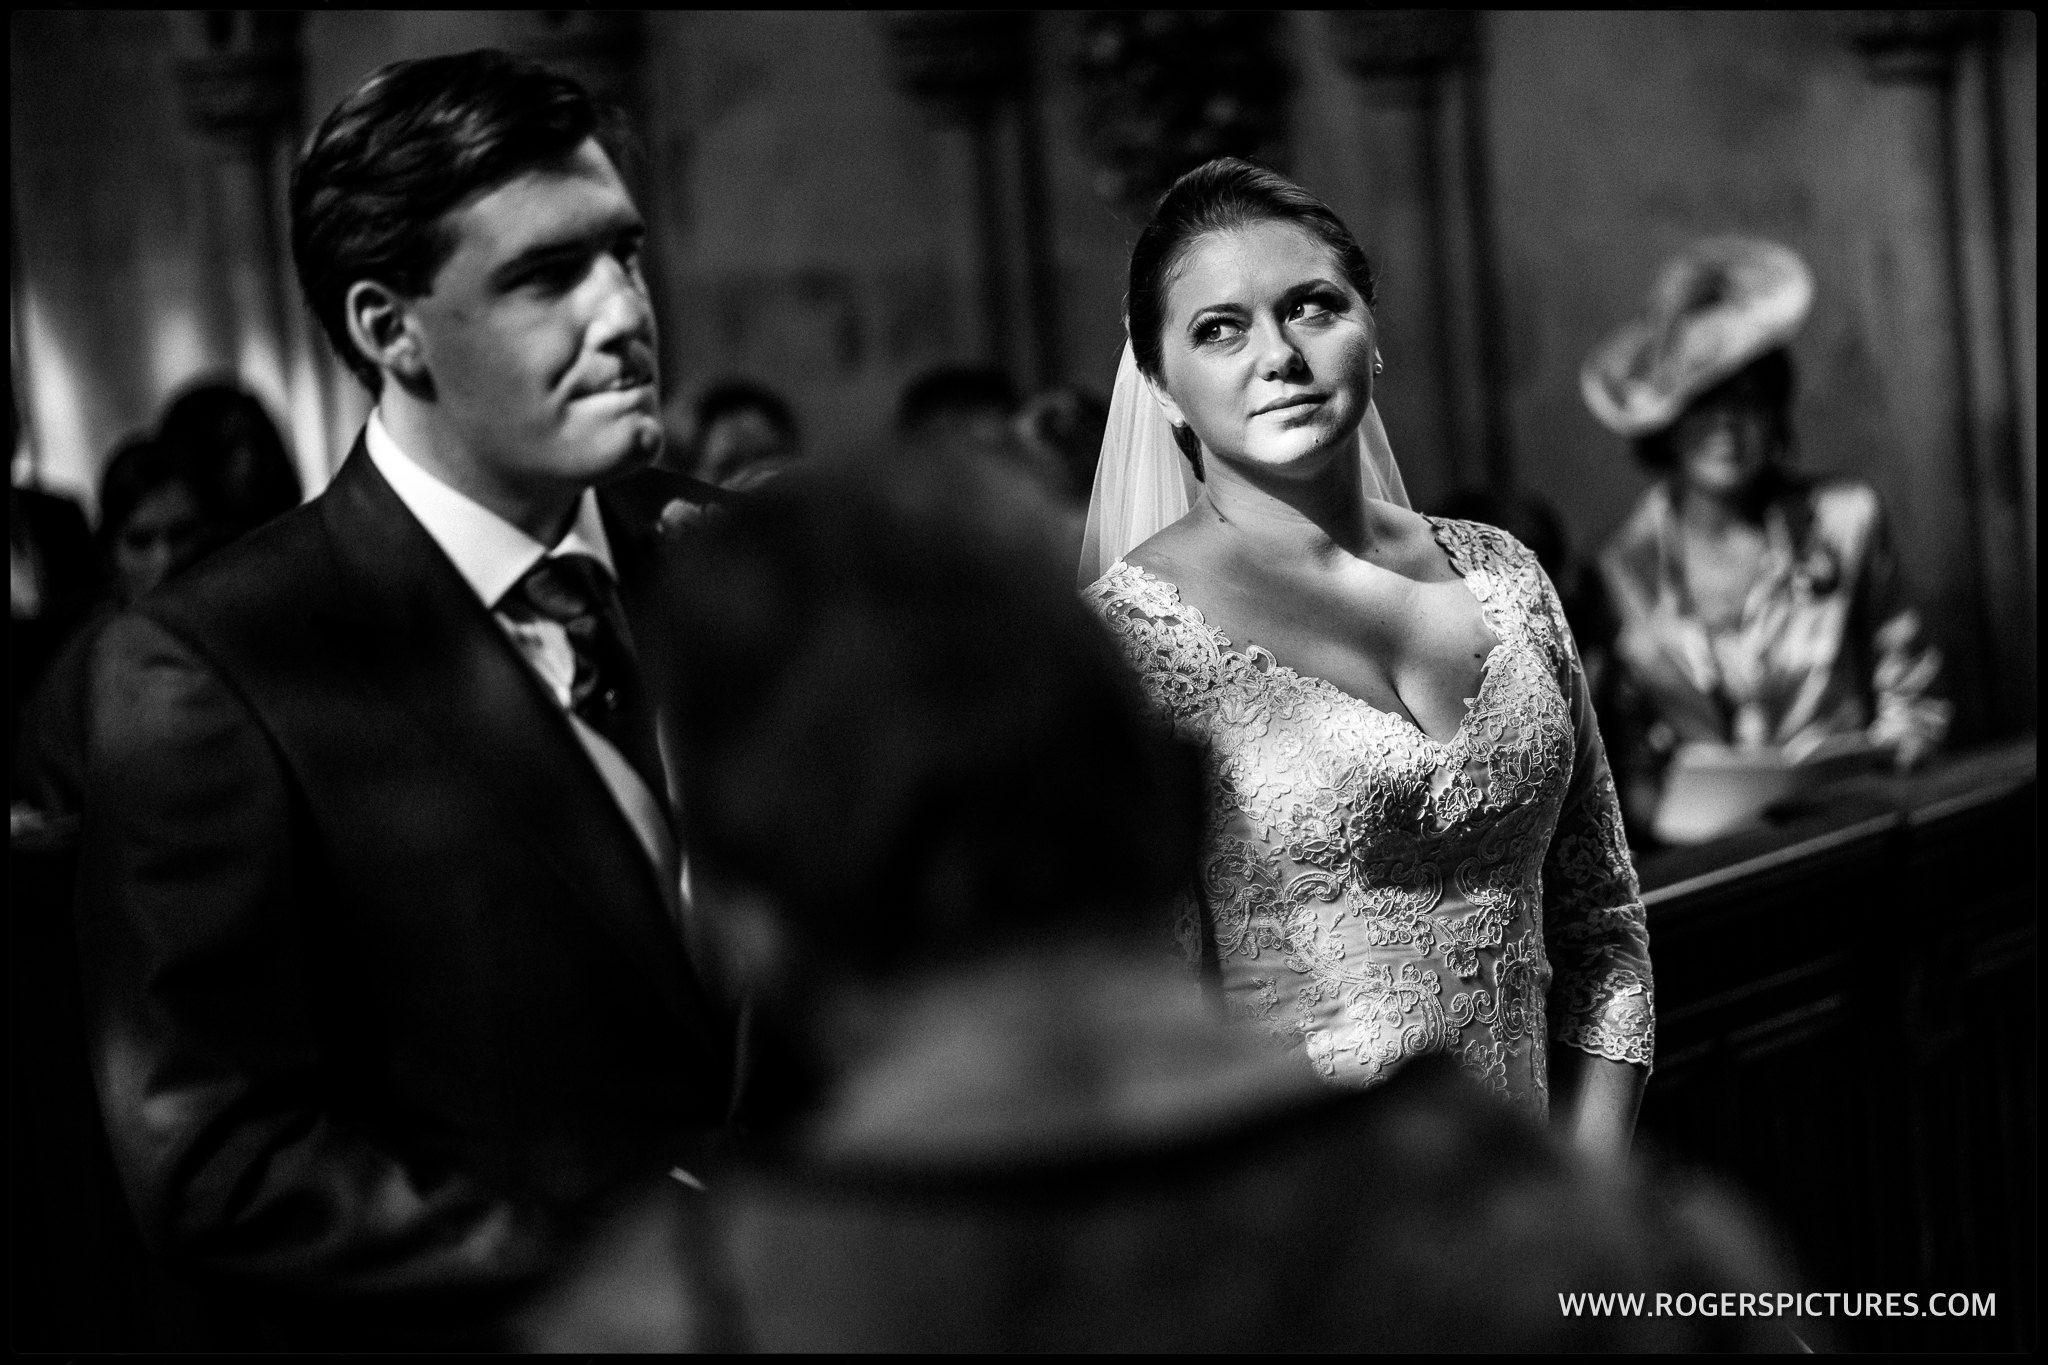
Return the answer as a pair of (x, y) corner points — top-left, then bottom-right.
(1081, 159), (1652, 1163)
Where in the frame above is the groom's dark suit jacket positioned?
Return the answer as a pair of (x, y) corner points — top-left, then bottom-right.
(75, 437), (733, 1348)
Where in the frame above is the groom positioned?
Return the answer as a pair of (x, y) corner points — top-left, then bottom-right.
(75, 51), (731, 1349)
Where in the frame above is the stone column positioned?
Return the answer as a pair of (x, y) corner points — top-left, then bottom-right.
(881, 11), (1058, 387)
(1330, 10), (1510, 496)
(172, 10), (332, 491)
(1943, 12), (2036, 734)
(1838, 10), (2030, 739)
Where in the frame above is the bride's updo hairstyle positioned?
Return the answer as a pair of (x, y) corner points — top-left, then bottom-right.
(1126, 158), (1379, 477)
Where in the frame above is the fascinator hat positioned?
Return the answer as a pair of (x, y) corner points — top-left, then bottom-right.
(1580, 237), (1814, 438)
(1078, 341), (1410, 588)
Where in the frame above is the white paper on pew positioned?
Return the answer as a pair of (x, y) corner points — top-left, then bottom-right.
(1652, 733), (1890, 844)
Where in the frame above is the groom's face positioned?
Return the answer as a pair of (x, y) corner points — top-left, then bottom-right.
(403, 138), (661, 496)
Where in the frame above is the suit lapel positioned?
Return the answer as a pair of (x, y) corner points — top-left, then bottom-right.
(315, 442), (724, 1063)
(598, 473), (732, 1035)
(597, 471), (672, 694)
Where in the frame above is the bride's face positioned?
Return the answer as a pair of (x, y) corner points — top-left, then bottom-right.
(1149, 220), (1375, 479)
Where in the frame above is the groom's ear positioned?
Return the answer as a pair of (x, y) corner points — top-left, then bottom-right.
(1142, 374), (1188, 431)
(345, 279), (433, 398)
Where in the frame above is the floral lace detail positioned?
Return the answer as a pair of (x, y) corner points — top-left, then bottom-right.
(1085, 517), (1655, 1115)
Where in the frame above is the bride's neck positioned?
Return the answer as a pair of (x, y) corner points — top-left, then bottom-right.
(1198, 449), (1372, 569)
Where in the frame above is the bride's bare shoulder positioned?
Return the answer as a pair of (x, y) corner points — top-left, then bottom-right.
(1367, 500), (1458, 581)
(1368, 498), (1436, 545)
(1122, 510), (1217, 583)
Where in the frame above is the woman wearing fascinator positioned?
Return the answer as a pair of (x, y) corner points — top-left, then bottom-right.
(1582, 239), (1950, 837)
(1080, 160), (1651, 1162)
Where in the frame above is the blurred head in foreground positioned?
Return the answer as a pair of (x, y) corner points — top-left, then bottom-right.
(657, 454), (1207, 1123)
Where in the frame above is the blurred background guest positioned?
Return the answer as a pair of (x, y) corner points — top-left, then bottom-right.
(97, 436), (217, 608)
(10, 390), (99, 800)
(15, 435), (211, 823)
(14, 382), (300, 829)
(894, 363), (1021, 455)
(526, 455), (1796, 1353)
(1014, 383), (1110, 507)
(155, 378), (304, 542)
(1582, 239), (1952, 834)
(684, 378), (804, 493)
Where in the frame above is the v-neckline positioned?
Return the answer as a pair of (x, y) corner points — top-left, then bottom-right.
(1112, 517), (1505, 751)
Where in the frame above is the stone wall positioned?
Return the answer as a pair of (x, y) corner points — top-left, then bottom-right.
(11, 10), (2035, 735)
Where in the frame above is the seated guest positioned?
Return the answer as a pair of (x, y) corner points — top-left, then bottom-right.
(9, 480), (96, 712)
(687, 379), (802, 492)
(74, 50), (732, 1350)
(14, 436), (221, 826)
(100, 436), (223, 606)
(9, 391), (99, 797)
(1581, 239), (1950, 829)
(523, 458), (1797, 1353)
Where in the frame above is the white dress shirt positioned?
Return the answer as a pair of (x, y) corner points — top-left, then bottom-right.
(363, 411), (679, 895)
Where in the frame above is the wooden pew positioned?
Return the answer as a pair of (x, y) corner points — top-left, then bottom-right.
(1635, 740), (2037, 1351)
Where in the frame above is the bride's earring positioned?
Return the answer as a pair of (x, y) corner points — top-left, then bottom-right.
(1373, 350), (1385, 376)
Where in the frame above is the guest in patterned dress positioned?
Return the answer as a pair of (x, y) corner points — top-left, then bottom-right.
(1580, 238), (1950, 833)
(1081, 159), (1652, 1164)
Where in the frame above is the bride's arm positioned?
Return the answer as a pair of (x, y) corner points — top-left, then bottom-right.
(1531, 556), (1655, 1168)
(1551, 1047), (1646, 1169)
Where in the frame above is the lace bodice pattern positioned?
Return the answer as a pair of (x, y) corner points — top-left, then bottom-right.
(1085, 518), (1652, 1117)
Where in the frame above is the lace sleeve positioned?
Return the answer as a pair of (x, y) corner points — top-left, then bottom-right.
(1535, 562), (1655, 1071)
(1081, 565), (1223, 735)
(1084, 565), (1216, 971)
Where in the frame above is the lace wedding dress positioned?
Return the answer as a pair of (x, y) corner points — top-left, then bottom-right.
(1086, 517), (1653, 1117)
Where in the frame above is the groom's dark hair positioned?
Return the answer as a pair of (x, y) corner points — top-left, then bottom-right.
(1126, 158), (1379, 478)
(290, 49), (633, 394)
